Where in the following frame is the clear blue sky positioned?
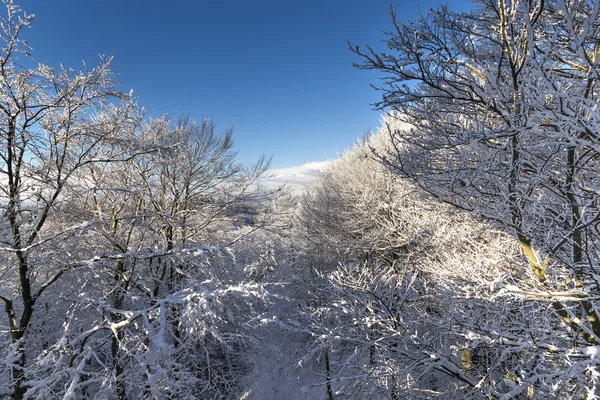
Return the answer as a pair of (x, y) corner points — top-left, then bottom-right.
(19, 0), (473, 168)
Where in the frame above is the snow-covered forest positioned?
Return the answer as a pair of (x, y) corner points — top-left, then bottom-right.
(1, 0), (600, 398)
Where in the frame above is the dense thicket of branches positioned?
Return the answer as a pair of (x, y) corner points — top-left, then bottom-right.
(0, 3), (285, 398)
(342, 0), (600, 397)
(295, 120), (548, 399)
(3, 0), (600, 398)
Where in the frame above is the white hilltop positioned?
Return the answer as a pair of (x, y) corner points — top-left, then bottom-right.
(261, 161), (330, 192)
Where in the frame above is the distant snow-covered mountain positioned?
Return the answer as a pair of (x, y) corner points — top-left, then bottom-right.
(261, 161), (329, 192)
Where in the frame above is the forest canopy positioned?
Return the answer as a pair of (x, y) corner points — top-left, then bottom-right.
(2, 0), (600, 399)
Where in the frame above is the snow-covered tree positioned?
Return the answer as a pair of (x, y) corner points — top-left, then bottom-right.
(0, 3), (284, 398)
(296, 124), (533, 398)
(0, 2), (144, 397)
(18, 119), (282, 399)
(353, 0), (600, 396)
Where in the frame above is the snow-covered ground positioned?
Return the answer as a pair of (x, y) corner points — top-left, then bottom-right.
(243, 306), (325, 399)
(215, 161), (332, 399)
(240, 255), (327, 400)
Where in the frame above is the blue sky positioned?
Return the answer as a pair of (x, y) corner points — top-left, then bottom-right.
(19, 0), (473, 169)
